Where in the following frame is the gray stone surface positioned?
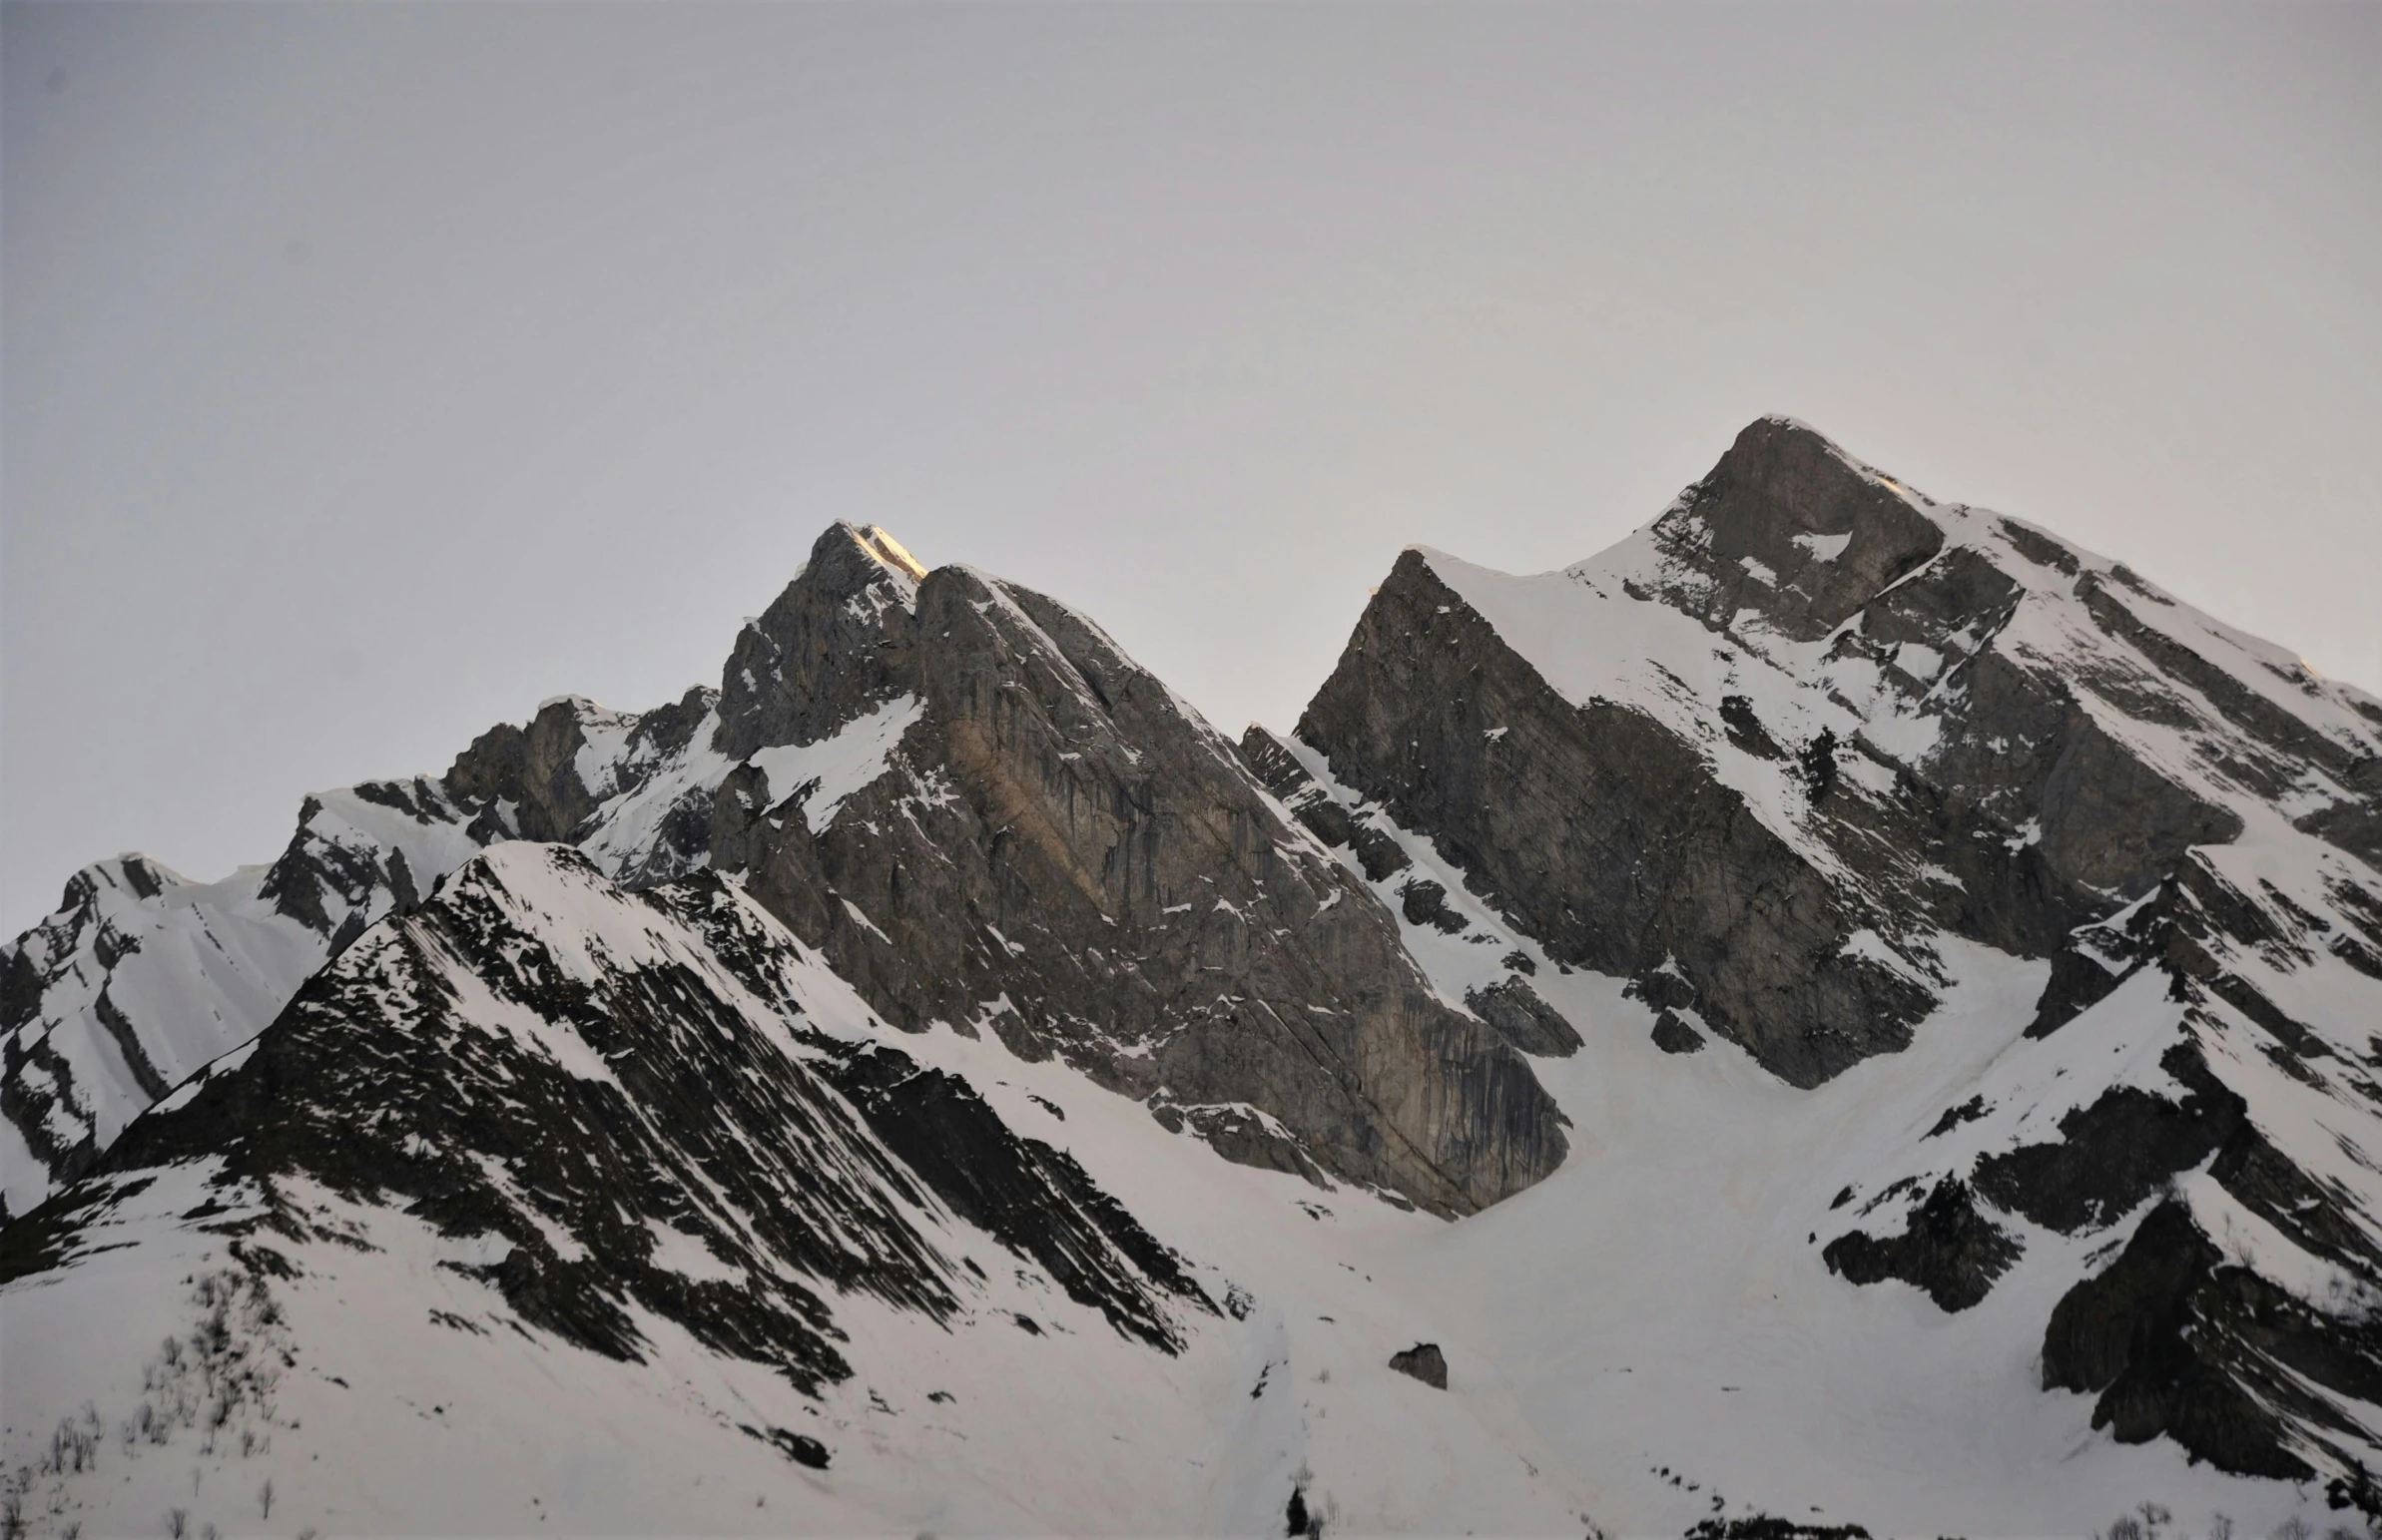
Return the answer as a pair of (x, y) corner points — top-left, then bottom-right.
(719, 529), (1568, 1216)
(1388, 1341), (1448, 1389)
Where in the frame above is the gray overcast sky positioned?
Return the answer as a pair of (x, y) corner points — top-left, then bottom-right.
(4, 3), (2377, 937)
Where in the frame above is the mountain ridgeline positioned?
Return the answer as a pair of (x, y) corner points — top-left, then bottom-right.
(7, 418), (2382, 1531)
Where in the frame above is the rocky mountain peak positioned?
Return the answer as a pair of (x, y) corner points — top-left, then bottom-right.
(714, 523), (927, 760)
(1289, 418), (2382, 1484)
(719, 546), (1570, 1214)
(1644, 414), (1948, 640)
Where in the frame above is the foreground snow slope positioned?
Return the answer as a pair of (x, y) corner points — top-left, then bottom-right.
(1250, 747), (2322, 1531)
(0, 839), (2330, 1536)
(0, 844), (1593, 1539)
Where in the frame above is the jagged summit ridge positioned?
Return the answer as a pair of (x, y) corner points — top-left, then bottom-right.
(5, 518), (1568, 1221)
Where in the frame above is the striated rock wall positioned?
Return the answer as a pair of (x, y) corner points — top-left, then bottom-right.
(724, 528), (1568, 1215)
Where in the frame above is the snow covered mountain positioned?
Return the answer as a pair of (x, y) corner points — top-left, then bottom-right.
(0, 689), (719, 1219)
(1277, 416), (2382, 1489)
(5, 423), (2380, 1536)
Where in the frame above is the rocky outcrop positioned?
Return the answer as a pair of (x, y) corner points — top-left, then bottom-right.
(1388, 1341), (1448, 1388)
(1648, 1012), (1706, 1055)
(2040, 1199), (2382, 1482)
(444, 688), (717, 847)
(1822, 1179), (2020, 1313)
(1461, 979), (1581, 1058)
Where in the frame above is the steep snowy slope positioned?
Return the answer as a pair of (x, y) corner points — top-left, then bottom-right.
(1285, 416), (2382, 1487)
(0, 843), (1600, 1539)
(2, 831), (2340, 1537)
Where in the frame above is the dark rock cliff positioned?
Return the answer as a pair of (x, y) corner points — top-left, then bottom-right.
(1295, 545), (1930, 1087)
(717, 526), (1568, 1216)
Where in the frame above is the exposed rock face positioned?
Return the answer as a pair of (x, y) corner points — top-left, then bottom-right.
(720, 528), (1567, 1215)
(444, 688), (718, 849)
(713, 525), (925, 761)
(1296, 544), (1934, 1087)
(1632, 415), (1947, 642)
(1290, 419), (2328, 1087)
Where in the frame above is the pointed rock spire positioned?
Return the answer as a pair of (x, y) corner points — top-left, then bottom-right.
(1660, 415), (1947, 639)
(714, 523), (927, 760)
